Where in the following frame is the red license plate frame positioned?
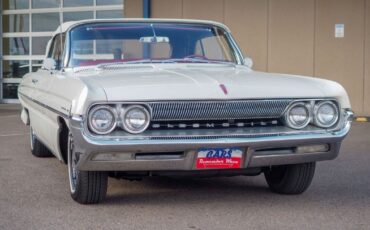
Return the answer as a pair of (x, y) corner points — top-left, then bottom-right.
(196, 147), (243, 169)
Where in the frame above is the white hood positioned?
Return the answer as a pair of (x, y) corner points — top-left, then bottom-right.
(76, 64), (351, 108)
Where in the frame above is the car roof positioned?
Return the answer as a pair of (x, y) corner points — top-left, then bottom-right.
(53, 18), (231, 36)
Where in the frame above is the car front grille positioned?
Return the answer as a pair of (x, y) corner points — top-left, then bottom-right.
(147, 99), (292, 121)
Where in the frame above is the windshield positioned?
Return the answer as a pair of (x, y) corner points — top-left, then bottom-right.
(68, 22), (238, 67)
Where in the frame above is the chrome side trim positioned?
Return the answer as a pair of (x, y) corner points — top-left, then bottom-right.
(18, 92), (70, 119)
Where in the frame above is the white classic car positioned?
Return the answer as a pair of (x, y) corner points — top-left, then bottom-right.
(18, 19), (353, 204)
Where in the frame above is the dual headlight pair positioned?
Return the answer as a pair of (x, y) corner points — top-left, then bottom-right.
(88, 105), (150, 135)
(285, 100), (339, 129)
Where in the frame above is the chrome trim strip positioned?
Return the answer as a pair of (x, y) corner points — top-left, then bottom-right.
(18, 92), (70, 119)
(71, 115), (351, 145)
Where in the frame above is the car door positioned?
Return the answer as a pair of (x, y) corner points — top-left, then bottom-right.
(29, 34), (64, 151)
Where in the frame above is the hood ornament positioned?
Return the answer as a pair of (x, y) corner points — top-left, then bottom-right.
(219, 84), (228, 95)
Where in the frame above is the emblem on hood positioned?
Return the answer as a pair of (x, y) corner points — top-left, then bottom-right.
(219, 84), (228, 95)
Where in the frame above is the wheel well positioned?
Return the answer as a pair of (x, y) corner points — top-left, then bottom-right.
(58, 117), (69, 164)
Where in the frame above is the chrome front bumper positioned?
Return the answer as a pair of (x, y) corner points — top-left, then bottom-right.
(69, 115), (352, 171)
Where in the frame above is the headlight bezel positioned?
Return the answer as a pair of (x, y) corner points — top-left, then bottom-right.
(313, 100), (339, 128)
(121, 105), (151, 134)
(284, 102), (312, 129)
(88, 105), (118, 135)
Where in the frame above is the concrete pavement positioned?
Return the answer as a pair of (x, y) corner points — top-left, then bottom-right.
(0, 107), (369, 230)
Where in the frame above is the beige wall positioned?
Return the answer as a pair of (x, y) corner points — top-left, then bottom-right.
(315, 0), (365, 113)
(224, 0), (268, 71)
(124, 0), (143, 18)
(365, 0), (370, 115)
(268, 0), (315, 76)
(125, 0), (369, 115)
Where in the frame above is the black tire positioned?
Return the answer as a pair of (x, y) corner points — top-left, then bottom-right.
(30, 126), (53, 158)
(264, 162), (316, 195)
(68, 133), (108, 204)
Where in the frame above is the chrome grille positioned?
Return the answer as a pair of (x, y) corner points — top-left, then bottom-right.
(148, 100), (292, 121)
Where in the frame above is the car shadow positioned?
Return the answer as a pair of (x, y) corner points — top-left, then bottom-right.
(103, 176), (273, 205)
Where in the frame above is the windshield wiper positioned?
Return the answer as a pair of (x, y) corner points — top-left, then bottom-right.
(95, 59), (154, 69)
(94, 58), (235, 70)
(95, 59), (181, 69)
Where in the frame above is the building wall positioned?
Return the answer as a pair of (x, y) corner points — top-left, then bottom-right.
(365, 0), (370, 115)
(125, 0), (370, 115)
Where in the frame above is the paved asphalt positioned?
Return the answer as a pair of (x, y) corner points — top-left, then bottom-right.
(0, 105), (369, 230)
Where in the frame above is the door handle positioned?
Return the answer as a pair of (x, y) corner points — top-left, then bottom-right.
(32, 79), (38, 84)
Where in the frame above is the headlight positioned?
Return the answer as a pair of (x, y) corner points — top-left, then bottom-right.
(88, 105), (117, 135)
(285, 102), (311, 129)
(121, 105), (150, 134)
(314, 101), (339, 128)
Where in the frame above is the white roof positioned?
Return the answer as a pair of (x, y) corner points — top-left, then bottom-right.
(53, 18), (231, 36)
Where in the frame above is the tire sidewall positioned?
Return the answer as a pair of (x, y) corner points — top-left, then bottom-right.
(67, 133), (80, 197)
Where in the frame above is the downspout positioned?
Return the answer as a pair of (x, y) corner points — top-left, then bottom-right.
(0, 0), (3, 103)
(143, 0), (150, 18)
(143, 0), (150, 58)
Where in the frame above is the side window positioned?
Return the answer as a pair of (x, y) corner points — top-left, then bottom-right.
(47, 33), (65, 69)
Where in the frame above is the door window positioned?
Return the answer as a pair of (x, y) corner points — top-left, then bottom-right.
(47, 34), (66, 69)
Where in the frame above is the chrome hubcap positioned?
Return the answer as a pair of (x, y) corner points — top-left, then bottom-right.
(68, 134), (79, 193)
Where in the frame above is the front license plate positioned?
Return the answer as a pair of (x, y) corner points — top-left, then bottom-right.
(196, 147), (243, 169)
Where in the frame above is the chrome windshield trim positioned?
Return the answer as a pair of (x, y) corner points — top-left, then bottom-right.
(65, 20), (239, 67)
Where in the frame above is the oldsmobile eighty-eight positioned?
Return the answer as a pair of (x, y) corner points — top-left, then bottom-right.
(18, 19), (353, 204)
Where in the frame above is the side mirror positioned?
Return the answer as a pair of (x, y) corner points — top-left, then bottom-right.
(42, 58), (57, 71)
(243, 57), (253, 69)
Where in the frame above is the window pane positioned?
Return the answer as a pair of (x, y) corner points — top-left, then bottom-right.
(96, 10), (123, 19)
(3, 37), (29, 55)
(63, 12), (93, 22)
(32, 0), (58, 8)
(32, 13), (59, 32)
(32, 37), (51, 55)
(3, 60), (29, 78)
(32, 60), (43, 72)
(63, 0), (93, 7)
(2, 83), (19, 99)
(3, 0), (29, 10)
(2, 14), (29, 33)
(96, 0), (122, 5)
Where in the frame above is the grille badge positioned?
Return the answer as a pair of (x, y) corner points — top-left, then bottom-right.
(151, 120), (279, 129)
(219, 84), (228, 95)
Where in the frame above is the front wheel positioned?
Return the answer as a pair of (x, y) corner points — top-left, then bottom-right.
(264, 162), (316, 195)
(68, 133), (108, 204)
(30, 126), (53, 158)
